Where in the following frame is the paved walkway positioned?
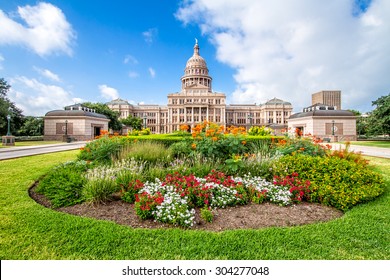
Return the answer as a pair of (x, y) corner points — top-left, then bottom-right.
(0, 141), (87, 160)
(330, 143), (390, 159)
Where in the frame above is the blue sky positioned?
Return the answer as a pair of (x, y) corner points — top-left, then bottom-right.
(1, 0), (389, 116)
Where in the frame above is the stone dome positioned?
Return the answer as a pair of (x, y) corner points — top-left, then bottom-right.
(185, 43), (207, 69)
(265, 98), (292, 106)
(181, 40), (212, 92)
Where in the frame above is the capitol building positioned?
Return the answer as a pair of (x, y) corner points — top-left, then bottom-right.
(107, 41), (292, 134)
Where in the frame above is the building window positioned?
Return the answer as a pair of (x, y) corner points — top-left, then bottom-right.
(179, 99), (184, 104)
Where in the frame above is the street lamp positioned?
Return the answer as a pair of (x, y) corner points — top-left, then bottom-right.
(6, 114), (11, 136)
(247, 113), (253, 129)
(143, 114), (147, 129)
(332, 120), (335, 136)
(65, 120), (68, 136)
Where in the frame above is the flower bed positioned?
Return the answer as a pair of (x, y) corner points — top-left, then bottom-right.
(122, 171), (310, 227)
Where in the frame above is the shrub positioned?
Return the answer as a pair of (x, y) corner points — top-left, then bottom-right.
(134, 191), (164, 220)
(273, 137), (329, 157)
(82, 165), (120, 203)
(272, 154), (385, 211)
(128, 128), (151, 136)
(121, 179), (144, 204)
(273, 172), (311, 203)
(191, 121), (249, 161)
(78, 136), (123, 163)
(248, 126), (273, 136)
(169, 140), (193, 157)
(153, 190), (196, 227)
(121, 141), (173, 165)
(235, 175), (292, 206)
(200, 206), (214, 223)
(36, 161), (88, 208)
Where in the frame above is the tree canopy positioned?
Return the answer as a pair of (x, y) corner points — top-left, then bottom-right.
(121, 115), (143, 130)
(0, 78), (24, 135)
(367, 93), (390, 136)
(82, 102), (122, 131)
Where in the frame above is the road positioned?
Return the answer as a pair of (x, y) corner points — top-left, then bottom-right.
(0, 141), (87, 160)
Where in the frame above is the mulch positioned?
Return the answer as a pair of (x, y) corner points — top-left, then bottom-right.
(29, 183), (343, 232)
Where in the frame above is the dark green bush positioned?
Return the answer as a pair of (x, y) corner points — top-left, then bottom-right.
(36, 161), (88, 208)
(169, 140), (193, 157)
(123, 135), (183, 147)
(273, 137), (328, 157)
(78, 136), (123, 163)
(272, 154), (385, 211)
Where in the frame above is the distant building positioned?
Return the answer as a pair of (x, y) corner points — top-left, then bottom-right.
(288, 103), (357, 141)
(107, 41), (293, 134)
(312, 90), (341, 109)
(44, 104), (109, 141)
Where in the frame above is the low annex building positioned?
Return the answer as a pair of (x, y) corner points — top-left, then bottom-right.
(44, 104), (109, 141)
(288, 104), (357, 141)
(107, 41), (293, 134)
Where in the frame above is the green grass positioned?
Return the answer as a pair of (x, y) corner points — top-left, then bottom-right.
(347, 141), (390, 148)
(0, 151), (389, 259)
(0, 141), (62, 148)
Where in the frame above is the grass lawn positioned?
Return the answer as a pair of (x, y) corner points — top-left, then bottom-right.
(0, 151), (389, 260)
(0, 141), (62, 148)
(347, 141), (390, 148)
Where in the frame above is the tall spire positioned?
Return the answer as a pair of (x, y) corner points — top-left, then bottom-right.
(194, 38), (199, 56)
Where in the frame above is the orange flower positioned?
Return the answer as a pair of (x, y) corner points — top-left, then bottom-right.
(212, 136), (218, 141)
(241, 140), (247, 145)
(191, 143), (197, 149)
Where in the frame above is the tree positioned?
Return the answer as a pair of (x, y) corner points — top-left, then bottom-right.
(0, 78), (24, 135)
(367, 93), (390, 136)
(82, 102), (122, 131)
(18, 116), (44, 136)
(121, 115), (142, 130)
(348, 109), (368, 136)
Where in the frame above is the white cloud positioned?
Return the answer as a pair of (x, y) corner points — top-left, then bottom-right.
(0, 53), (3, 70)
(142, 28), (158, 44)
(148, 67), (156, 78)
(123, 55), (138, 64)
(176, 0), (390, 113)
(0, 2), (75, 56)
(128, 71), (139, 78)
(33, 67), (61, 82)
(8, 76), (79, 116)
(98, 84), (119, 100)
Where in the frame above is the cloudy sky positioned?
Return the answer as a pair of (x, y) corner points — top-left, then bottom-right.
(0, 0), (388, 116)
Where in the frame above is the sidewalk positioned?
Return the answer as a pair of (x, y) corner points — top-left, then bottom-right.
(0, 141), (88, 152)
(330, 143), (390, 159)
(0, 141), (88, 160)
